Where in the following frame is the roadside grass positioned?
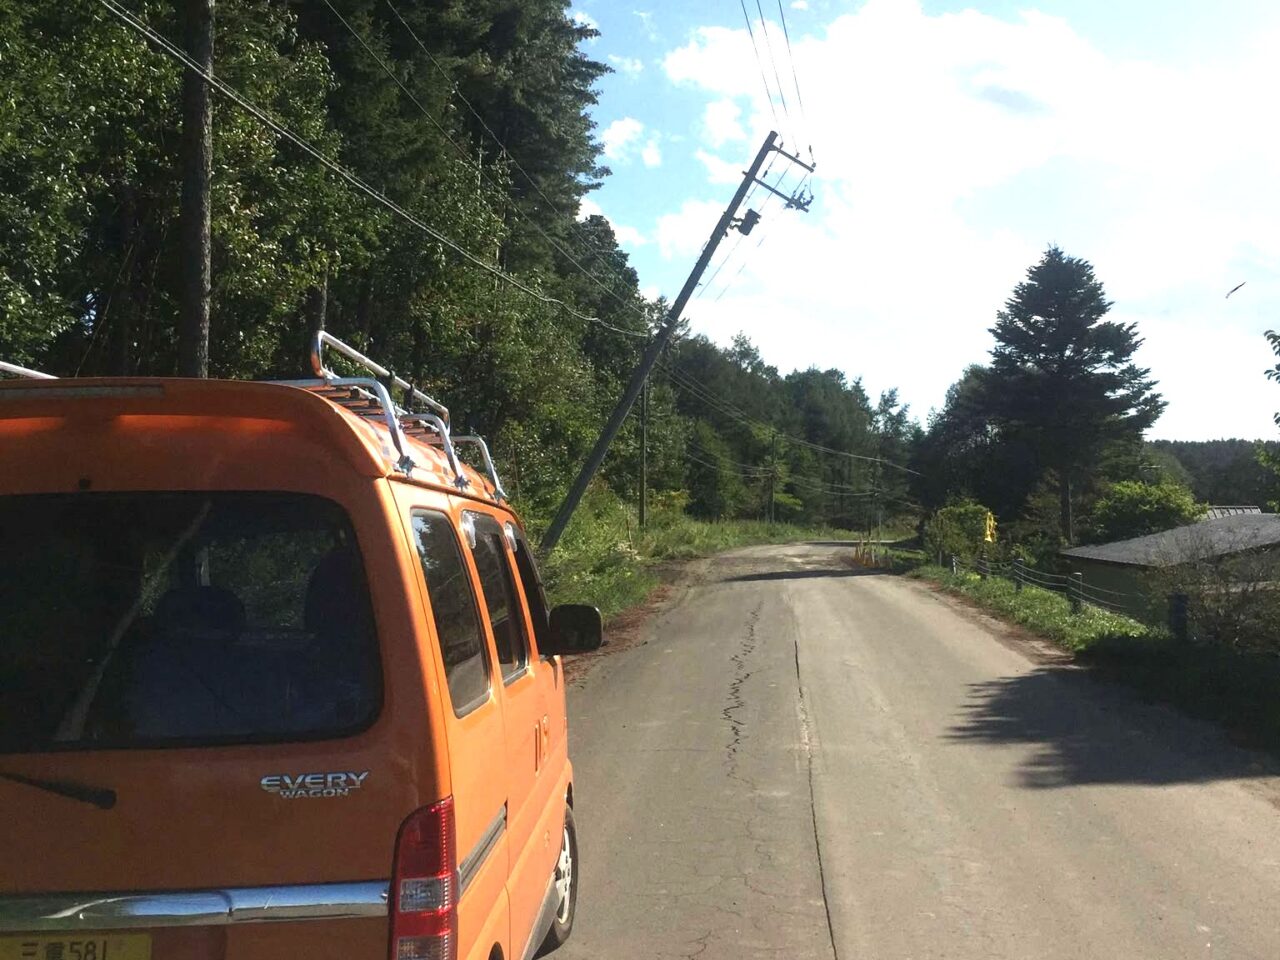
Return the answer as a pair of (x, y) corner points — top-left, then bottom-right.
(537, 488), (856, 620)
(909, 564), (1148, 650)
(909, 563), (1280, 753)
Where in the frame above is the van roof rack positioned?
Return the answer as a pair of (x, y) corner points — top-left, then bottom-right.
(0, 360), (57, 380)
(275, 331), (507, 499)
(0, 335), (508, 501)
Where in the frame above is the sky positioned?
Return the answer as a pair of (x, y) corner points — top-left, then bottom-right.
(571, 0), (1280, 441)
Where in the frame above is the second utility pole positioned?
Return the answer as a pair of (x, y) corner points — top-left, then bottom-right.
(639, 374), (648, 529)
(541, 131), (785, 554)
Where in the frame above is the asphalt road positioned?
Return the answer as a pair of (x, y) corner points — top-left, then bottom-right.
(557, 543), (1280, 960)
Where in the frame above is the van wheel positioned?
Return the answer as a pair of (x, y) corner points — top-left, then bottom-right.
(539, 807), (578, 953)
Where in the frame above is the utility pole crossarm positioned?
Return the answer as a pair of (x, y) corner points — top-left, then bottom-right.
(540, 131), (789, 555)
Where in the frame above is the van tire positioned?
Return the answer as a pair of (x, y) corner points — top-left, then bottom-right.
(539, 807), (578, 953)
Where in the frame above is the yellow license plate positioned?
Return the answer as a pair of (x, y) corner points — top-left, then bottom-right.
(0, 933), (150, 960)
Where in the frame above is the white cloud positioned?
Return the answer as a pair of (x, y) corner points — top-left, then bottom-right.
(633, 10), (660, 42)
(576, 197), (604, 222)
(641, 284), (661, 301)
(576, 196), (646, 249)
(791, 1), (809, 9)
(652, 0), (1280, 440)
(570, 10), (598, 32)
(608, 54), (644, 77)
(600, 117), (645, 161)
(703, 99), (747, 148)
(694, 149), (742, 185)
(641, 137), (663, 167)
(613, 225), (648, 248)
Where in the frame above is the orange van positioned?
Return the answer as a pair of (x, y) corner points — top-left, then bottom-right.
(0, 334), (602, 960)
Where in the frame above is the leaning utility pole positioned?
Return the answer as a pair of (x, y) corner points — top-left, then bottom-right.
(639, 376), (648, 529)
(541, 131), (813, 554)
(178, 0), (214, 378)
(767, 430), (777, 524)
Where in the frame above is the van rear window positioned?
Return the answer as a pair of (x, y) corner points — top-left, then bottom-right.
(0, 493), (381, 752)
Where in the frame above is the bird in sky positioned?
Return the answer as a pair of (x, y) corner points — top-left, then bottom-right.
(1226, 281), (1247, 298)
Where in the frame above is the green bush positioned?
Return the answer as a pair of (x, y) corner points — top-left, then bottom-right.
(922, 501), (991, 564)
(535, 485), (855, 620)
(911, 564), (1148, 651)
(1085, 480), (1203, 543)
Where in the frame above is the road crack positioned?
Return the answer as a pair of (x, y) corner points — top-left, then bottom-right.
(722, 603), (762, 771)
(795, 632), (841, 960)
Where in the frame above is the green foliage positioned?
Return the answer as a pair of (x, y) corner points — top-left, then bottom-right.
(917, 564), (1280, 752)
(1085, 481), (1204, 544)
(685, 421), (747, 521)
(1146, 438), (1277, 507)
(537, 486), (854, 619)
(922, 501), (990, 563)
(984, 247), (1165, 541)
(1079, 634), (1280, 754)
(912, 565), (1148, 651)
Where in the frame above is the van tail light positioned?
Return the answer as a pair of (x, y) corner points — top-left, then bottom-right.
(390, 797), (458, 960)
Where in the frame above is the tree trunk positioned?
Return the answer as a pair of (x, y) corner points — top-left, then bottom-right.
(1059, 471), (1074, 545)
(178, 0), (214, 378)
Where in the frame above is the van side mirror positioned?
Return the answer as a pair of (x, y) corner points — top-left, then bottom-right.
(545, 604), (604, 655)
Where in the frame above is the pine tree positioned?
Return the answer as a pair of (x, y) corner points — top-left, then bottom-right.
(986, 246), (1165, 543)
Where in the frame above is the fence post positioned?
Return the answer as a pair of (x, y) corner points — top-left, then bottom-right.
(979, 556), (987, 580)
(1168, 592), (1188, 641)
(1013, 558), (1023, 592)
(950, 554), (958, 576)
(1069, 572), (1083, 614)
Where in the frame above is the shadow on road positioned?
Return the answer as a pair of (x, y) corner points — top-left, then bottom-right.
(946, 666), (1277, 789)
(722, 567), (888, 584)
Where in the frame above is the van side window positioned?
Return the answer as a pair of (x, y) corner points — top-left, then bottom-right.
(508, 526), (551, 654)
(411, 511), (490, 716)
(467, 514), (530, 683)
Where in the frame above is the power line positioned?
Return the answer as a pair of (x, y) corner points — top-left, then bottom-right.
(692, 153), (779, 302)
(381, 0), (645, 307)
(754, 0), (795, 145)
(684, 440), (885, 499)
(658, 359), (922, 477)
(738, 0), (783, 133)
(95, 0), (644, 342)
(320, 0), (649, 340)
(775, 0), (810, 153)
(707, 165), (803, 303)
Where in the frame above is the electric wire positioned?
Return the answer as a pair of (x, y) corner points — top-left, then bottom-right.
(658, 361), (923, 485)
(95, 0), (643, 341)
(739, 0), (784, 132)
(381, 0), (650, 302)
(709, 166), (805, 303)
(320, 0), (648, 340)
(775, 0), (810, 151)
(754, 0), (795, 145)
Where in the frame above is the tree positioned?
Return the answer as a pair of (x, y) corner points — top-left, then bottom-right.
(685, 421), (745, 520)
(911, 366), (1040, 522)
(922, 501), (990, 564)
(1256, 330), (1280, 509)
(985, 246), (1165, 543)
(1085, 481), (1203, 543)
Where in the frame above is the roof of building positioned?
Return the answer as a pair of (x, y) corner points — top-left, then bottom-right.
(1061, 513), (1280, 568)
(1204, 505), (1262, 520)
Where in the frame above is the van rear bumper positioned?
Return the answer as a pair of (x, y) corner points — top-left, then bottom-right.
(0, 881), (388, 933)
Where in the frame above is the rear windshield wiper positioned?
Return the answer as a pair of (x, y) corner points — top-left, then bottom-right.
(0, 771), (117, 809)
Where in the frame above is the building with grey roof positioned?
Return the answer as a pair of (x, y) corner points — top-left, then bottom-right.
(1059, 514), (1280, 623)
